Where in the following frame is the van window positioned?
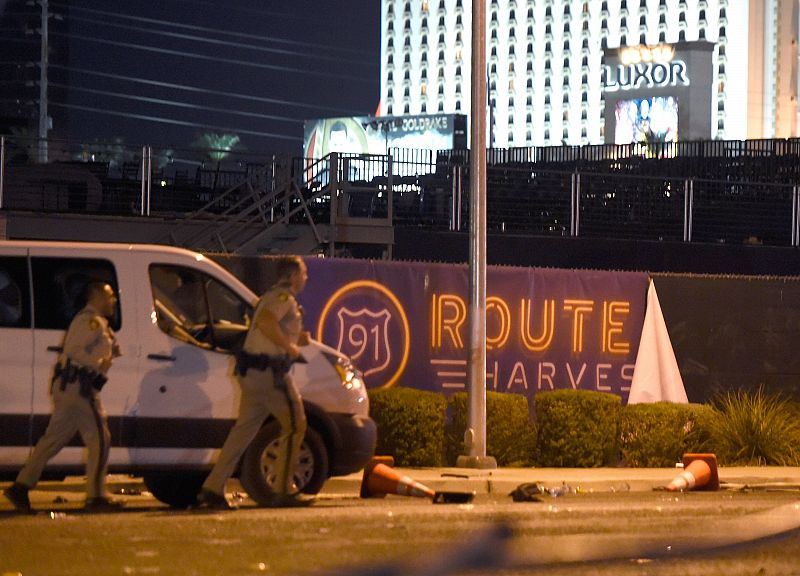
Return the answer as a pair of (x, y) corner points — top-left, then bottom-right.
(0, 257), (31, 328)
(31, 258), (120, 330)
(149, 264), (251, 352)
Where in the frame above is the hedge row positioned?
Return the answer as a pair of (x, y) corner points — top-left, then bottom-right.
(368, 387), (717, 467)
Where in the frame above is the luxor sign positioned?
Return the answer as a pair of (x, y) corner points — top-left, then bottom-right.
(603, 43), (690, 92)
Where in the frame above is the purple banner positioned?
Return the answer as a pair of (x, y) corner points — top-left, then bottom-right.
(301, 259), (650, 401)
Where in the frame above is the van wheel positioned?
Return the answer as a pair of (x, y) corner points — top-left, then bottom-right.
(239, 421), (329, 505)
(143, 472), (206, 509)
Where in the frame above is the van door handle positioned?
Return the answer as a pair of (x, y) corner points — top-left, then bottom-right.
(47, 346), (63, 353)
(147, 353), (176, 362)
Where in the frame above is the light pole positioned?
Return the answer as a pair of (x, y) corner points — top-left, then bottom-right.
(457, 0), (496, 469)
(38, 0), (49, 164)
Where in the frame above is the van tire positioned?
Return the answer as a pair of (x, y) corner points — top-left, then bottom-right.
(143, 472), (207, 509)
(239, 422), (329, 505)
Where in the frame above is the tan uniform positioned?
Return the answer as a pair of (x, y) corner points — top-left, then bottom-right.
(202, 281), (306, 497)
(16, 304), (116, 499)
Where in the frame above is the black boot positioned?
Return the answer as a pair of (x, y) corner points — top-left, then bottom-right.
(3, 482), (32, 513)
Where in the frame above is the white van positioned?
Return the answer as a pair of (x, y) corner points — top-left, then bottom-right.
(0, 241), (376, 507)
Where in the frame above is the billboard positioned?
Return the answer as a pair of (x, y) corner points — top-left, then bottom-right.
(300, 258), (650, 402)
(614, 96), (679, 146)
(303, 113), (467, 160)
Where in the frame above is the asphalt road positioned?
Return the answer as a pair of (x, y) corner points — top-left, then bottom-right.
(1, 478), (800, 576)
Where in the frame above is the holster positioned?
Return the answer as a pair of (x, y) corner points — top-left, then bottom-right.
(77, 366), (108, 397)
(234, 351), (293, 379)
(52, 359), (107, 398)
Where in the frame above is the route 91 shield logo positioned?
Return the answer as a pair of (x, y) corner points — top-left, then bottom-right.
(315, 280), (409, 389)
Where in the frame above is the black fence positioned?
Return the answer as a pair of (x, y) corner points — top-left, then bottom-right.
(3, 135), (800, 248)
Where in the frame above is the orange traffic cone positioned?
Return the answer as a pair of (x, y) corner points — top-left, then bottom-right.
(360, 463), (436, 499)
(359, 456), (395, 499)
(666, 453), (720, 492)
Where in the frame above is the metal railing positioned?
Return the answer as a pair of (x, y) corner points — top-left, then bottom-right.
(3, 134), (800, 249)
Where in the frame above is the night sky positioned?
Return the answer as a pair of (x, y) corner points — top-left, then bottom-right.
(51, 0), (380, 156)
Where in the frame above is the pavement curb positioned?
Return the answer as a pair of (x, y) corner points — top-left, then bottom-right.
(319, 466), (800, 496)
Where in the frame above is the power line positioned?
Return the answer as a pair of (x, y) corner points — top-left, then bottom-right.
(49, 81), (303, 124)
(167, 0), (328, 28)
(50, 30), (373, 84)
(66, 13), (371, 68)
(0, 36), (37, 43)
(55, 3), (375, 65)
(50, 64), (360, 115)
(49, 100), (303, 142)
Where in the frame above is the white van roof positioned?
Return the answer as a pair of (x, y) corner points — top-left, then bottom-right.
(0, 240), (257, 301)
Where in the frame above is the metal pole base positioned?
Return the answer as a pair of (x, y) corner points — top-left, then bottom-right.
(456, 455), (498, 469)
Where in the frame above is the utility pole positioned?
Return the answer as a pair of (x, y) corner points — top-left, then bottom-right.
(457, 0), (496, 470)
(38, 0), (49, 164)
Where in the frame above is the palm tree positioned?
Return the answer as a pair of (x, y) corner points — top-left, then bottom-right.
(193, 133), (241, 190)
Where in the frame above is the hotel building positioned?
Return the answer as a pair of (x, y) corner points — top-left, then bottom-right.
(378, 0), (799, 147)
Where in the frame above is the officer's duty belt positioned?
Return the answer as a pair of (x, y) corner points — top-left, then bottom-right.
(52, 359), (108, 397)
(234, 351), (293, 378)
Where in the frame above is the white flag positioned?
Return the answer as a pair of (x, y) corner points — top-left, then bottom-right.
(628, 279), (688, 404)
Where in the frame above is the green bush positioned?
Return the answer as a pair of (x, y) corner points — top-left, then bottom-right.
(535, 389), (621, 467)
(368, 387), (447, 466)
(705, 387), (800, 466)
(445, 391), (537, 466)
(620, 402), (715, 467)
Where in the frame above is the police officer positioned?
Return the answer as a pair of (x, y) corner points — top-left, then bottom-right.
(196, 256), (312, 509)
(3, 282), (123, 513)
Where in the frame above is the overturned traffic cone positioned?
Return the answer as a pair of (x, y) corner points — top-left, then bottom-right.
(360, 462), (436, 499)
(666, 453), (720, 492)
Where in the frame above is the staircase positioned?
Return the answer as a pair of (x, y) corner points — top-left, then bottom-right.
(166, 154), (394, 256)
